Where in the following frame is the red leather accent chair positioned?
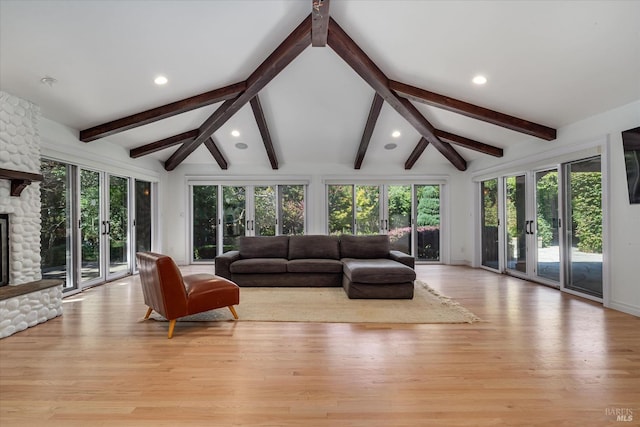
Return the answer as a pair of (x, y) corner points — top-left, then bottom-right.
(136, 252), (240, 339)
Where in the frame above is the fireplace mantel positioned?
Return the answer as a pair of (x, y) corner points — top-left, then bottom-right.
(0, 168), (43, 196)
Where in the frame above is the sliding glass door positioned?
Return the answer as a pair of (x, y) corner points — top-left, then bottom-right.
(40, 159), (75, 290)
(107, 175), (129, 279)
(480, 179), (499, 270)
(563, 157), (603, 298)
(191, 183), (306, 261)
(79, 169), (103, 286)
(479, 156), (604, 299)
(326, 183), (442, 261)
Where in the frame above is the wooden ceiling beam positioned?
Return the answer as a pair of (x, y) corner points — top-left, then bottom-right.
(164, 15), (312, 171)
(327, 17), (467, 171)
(203, 137), (228, 170)
(311, 0), (330, 47)
(250, 95), (278, 170)
(354, 93), (384, 169)
(405, 138), (429, 170)
(79, 82), (246, 142)
(390, 80), (557, 141)
(434, 129), (504, 157)
(129, 129), (199, 158)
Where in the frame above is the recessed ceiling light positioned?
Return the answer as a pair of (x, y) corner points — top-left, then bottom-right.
(231, 130), (240, 137)
(40, 76), (57, 87)
(472, 75), (487, 85)
(235, 142), (248, 150)
(154, 75), (168, 85)
(384, 143), (398, 150)
(391, 130), (401, 138)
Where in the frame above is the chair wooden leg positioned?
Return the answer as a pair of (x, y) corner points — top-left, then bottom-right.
(228, 305), (239, 319)
(168, 319), (176, 339)
(144, 307), (153, 319)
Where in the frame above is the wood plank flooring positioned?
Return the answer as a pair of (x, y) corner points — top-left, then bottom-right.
(1, 265), (638, 426)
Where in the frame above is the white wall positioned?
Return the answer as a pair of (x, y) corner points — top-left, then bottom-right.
(466, 100), (640, 316)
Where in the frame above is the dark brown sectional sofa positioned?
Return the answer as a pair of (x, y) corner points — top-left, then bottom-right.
(214, 234), (416, 299)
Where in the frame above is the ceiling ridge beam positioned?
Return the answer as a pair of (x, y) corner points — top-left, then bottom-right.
(312, 0), (330, 47)
(327, 17), (467, 171)
(79, 82), (246, 142)
(250, 95), (278, 170)
(405, 138), (429, 170)
(203, 137), (228, 170)
(354, 93), (384, 169)
(434, 129), (503, 157)
(164, 14), (312, 171)
(390, 80), (557, 141)
(129, 129), (199, 158)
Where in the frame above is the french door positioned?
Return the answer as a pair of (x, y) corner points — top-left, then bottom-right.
(191, 184), (306, 262)
(41, 159), (153, 292)
(79, 170), (131, 287)
(327, 183), (442, 261)
(480, 156), (603, 299)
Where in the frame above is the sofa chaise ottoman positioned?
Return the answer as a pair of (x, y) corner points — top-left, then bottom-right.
(215, 234), (416, 299)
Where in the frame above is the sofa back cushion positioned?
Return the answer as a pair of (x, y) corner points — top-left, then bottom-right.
(238, 236), (289, 259)
(339, 234), (390, 259)
(288, 235), (340, 260)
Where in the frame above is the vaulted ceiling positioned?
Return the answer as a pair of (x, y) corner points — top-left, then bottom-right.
(1, 1), (639, 172)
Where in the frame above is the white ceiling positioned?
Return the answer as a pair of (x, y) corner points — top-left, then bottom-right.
(1, 0), (639, 171)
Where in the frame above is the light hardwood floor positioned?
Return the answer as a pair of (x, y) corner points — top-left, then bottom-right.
(1, 265), (638, 426)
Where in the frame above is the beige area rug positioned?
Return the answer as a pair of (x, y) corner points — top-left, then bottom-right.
(150, 280), (480, 324)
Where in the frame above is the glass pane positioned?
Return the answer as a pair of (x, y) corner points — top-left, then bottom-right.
(480, 179), (499, 269)
(355, 185), (380, 235)
(388, 185), (412, 254)
(108, 176), (129, 275)
(506, 175), (527, 273)
(565, 157), (603, 297)
(328, 185), (353, 235)
(415, 185), (440, 261)
(255, 186), (276, 236)
(192, 185), (217, 261)
(40, 160), (73, 289)
(223, 186), (246, 252)
(279, 185), (305, 235)
(80, 170), (101, 282)
(536, 170), (560, 282)
(135, 180), (152, 256)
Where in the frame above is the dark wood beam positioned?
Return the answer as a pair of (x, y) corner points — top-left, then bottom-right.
(404, 138), (429, 170)
(164, 15), (312, 171)
(79, 82), (247, 142)
(164, 98), (236, 171)
(434, 129), (504, 157)
(250, 95), (278, 170)
(311, 0), (330, 47)
(129, 129), (199, 158)
(354, 93), (384, 169)
(203, 138), (228, 170)
(390, 80), (557, 141)
(327, 17), (467, 171)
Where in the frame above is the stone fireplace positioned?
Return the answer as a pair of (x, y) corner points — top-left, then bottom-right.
(0, 91), (63, 339)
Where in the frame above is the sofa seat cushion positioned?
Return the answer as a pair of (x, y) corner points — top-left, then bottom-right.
(288, 235), (340, 260)
(340, 234), (390, 259)
(342, 258), (416, 284)
(239, 236), (289, 259)
(287, 259), (344, 273)
(230, 258), (288, 274)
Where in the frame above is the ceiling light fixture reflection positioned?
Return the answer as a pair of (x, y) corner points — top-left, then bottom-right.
(235, 142), (248, 150)
(472, 75), (487, 85)
(154, 75), (168, 85)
